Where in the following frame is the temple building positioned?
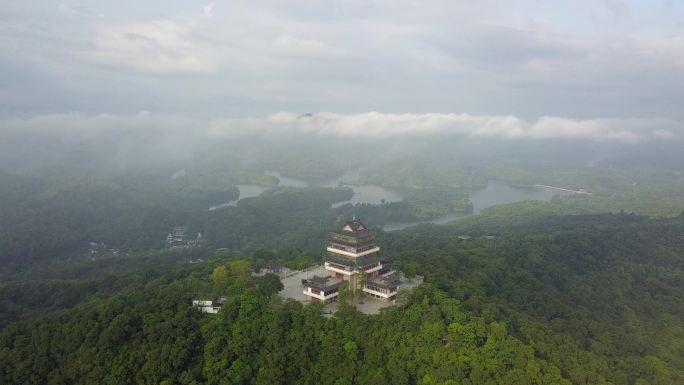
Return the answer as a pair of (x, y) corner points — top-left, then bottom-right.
(302, 217), (398, 303)
(167, 226), (205, 248)
(301, 275), (343, 303)
(167, 226), (188, 248)
(362, 272), (399, 301)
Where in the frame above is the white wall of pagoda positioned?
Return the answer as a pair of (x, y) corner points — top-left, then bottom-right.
(326, 246), (380, 258)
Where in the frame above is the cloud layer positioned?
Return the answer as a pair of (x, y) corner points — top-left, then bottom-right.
(3, 112), (682, 143)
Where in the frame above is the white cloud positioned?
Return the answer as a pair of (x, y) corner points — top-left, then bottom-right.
(236, 112), (681, 142)
(4, 112), (681, 144)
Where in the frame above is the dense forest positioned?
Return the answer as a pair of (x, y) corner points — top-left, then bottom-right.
(0, 171), (475, 271)
(0, 280), (576, 385)
(1, 136), (683, 385)
(1, 199), (682, 384)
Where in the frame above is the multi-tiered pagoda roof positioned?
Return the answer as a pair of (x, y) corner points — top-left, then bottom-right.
(302, 217), (400, 303)
(326, 218), (380, 260)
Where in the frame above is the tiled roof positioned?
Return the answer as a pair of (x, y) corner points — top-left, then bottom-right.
(341, 218), (368, 234)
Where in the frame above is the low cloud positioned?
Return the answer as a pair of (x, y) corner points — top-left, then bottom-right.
(264, 113), (683, 142)
(3, 112), (681, 144)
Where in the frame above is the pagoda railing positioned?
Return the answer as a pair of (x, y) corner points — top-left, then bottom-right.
(325, 261), (352, 271)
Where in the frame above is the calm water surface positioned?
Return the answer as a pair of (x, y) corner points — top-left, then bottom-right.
(210, 174), (563, 225)
(470, 180), (564, 214)
(383, 180), (569, 231)
(266, 170), (403, 207)
(209, 170), (401, 209)
(208, 184), (268, 210)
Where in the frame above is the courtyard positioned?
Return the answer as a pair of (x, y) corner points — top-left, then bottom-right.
(277, 265), (424, 315)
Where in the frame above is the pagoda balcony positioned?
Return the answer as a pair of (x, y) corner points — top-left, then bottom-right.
(326, 246), (380, 258)
(362, 263), (383, 274)
(324, 261), (383, 275)
(328, 242), (378, 254)
(324, 262), (353, 275)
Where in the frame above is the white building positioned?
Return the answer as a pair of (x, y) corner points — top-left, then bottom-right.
(192, 297), (227, 314)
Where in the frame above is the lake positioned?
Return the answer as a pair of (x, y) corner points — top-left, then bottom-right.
(265, 170), (403, 207)
(470, 180), (566, 214)
(208, 184), (268, 210)
(382, 180), (569, 231)
(208, 170), (401, 210)
(209, 173), (565, 227)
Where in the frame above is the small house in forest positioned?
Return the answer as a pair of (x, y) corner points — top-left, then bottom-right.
(192, 297), (227, 314)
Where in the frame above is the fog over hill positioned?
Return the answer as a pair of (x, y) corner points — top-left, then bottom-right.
(1, 111), (683, 177)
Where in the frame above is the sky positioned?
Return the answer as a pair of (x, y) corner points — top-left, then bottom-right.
(1, 1), (684, 141)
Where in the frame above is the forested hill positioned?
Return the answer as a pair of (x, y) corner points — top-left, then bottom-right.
(0, 280), (571, 385)
(1, 211), (683, 384)
(0, 172), (351, 270)
(385, 211), (684, 384)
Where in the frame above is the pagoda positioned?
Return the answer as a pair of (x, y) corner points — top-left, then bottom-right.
(302, 217), (398, 302)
